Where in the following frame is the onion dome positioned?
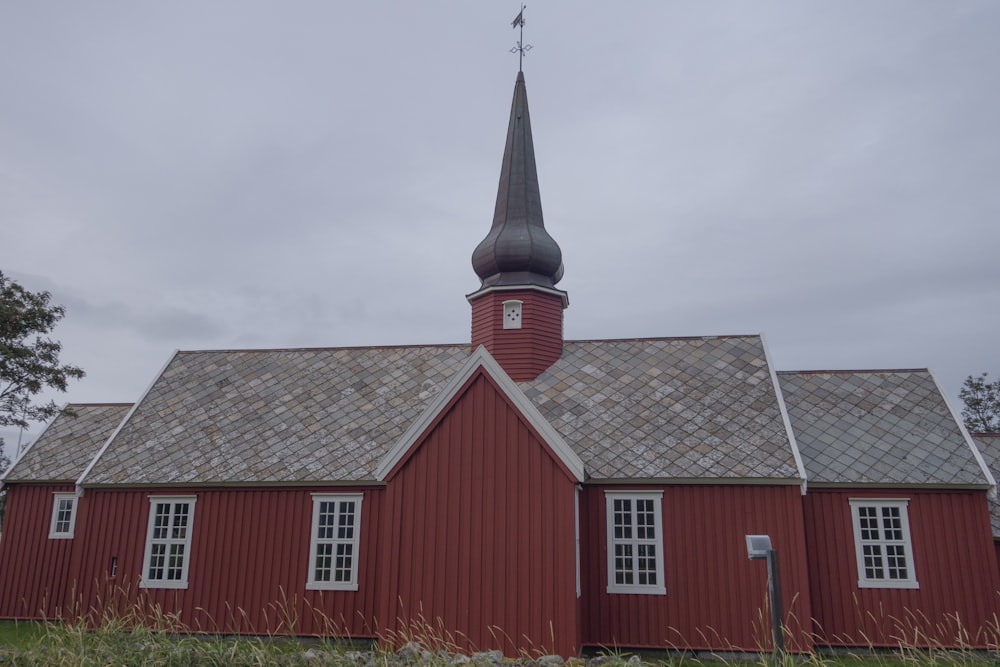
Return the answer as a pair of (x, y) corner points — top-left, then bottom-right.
(472, 72), (564, 289)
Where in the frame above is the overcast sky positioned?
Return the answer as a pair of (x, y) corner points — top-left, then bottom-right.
(2, 2), (998, 455)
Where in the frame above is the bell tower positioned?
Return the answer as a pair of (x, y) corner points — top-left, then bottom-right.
(468, 71), (568, 381)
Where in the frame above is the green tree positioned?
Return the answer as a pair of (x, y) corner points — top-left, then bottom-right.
(1, 270), (85, 430)
(1, 271), (84, 528)
(959, 372), (1000, 433)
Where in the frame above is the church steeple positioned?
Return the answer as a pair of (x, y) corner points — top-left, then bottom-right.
(471, 71), (564, 290)
(468, 71), (568, 381)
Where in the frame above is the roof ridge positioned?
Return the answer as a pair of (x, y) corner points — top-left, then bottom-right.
(68, 402), (134, 408)
(777, 368), (929, 376)
(565, 334), (761, 344)
(175, 343), (469, 354)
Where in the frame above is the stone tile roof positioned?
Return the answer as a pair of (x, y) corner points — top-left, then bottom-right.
(81, 336), (799, 486)
(971, 433), (1000, 537)
(528, 337), (798, 480)
(82, 346), (469, 485)
(778, 370), (987, 486)
(3, 404), (131, 483)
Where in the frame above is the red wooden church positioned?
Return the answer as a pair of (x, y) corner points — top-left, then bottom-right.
(2, 71), (999, 657)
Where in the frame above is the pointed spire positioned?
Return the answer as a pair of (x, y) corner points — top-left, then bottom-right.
(472, 72), (564, 290)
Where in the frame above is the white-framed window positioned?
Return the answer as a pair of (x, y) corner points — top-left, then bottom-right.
(307, 493), (363, 591)
(605, 490), (666, 595)
(48, 493), (78, 539)
(502, 300), (523, 329)
(140, 496), (196, 589)
(849, 498), (918, 589)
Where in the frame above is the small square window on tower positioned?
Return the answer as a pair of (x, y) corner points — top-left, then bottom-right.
(503, 300), (523, 329)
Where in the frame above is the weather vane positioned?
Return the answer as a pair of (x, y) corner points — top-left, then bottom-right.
(510, 5), (531, 72)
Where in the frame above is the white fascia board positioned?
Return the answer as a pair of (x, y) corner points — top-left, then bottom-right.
(931, 369), (997, 498)
(465, 284), (569, 307)
(0, 402), (68, 490)
(375, 345), (585, 482)
(75, 350), (180, 494)
(760, 333), (808, 495)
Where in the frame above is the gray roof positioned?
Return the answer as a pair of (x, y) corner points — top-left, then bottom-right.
(80, 336), (800, 486)
(529, 337), (797, 480)
(971, 433), (1000, 537)
(3, 404), (131, 483)
(778, 370), (987, 486)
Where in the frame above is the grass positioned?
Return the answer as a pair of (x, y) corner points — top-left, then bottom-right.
(0, 618), (997, 667)
(0, 620), (46, 650)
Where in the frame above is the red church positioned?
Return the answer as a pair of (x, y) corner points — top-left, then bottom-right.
(1, 70), (998, 657)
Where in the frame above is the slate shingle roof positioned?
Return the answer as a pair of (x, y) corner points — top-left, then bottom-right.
(778, 370), (987, 486)
(82, 346), (469, 485)
(529, 337), (798, 480)
(80, 336), (799, 486)
(971, 433), (1000, 537)
(3, 404), (131, 483)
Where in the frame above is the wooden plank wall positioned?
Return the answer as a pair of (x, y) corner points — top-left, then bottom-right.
(379, 371), (580, 657)
(470, 289), (563, 381)
(580, 483), (814, 653)
(50, 486), (384, 637)
(0, 484), (79, 619)
(804, 489), (1000, 648)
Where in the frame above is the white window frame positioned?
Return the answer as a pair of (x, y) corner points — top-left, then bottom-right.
(140, 496), (197, 589)
(605, 490), (666, 595)
(307, 493), (363, 591)
(849, 498), (918, 589)
(502, 300), (523, 330)
(48, 493), (78, 539)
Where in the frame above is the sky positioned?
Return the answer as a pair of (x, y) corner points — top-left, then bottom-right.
(2, 2), (998, 456)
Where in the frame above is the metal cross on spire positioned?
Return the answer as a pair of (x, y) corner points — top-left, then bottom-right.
(510, 5), (532, 72)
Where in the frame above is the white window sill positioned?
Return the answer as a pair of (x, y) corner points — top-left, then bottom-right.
(607, 584), (666, 595)
(857, 579), (919, 590)
(139, 579), (189, 590)
(306, 582), (359, 591)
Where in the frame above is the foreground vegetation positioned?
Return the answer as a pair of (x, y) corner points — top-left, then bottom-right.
(0, 618), (997, 667)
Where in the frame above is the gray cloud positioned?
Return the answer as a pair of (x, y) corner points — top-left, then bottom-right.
(2, 1), (998, 455)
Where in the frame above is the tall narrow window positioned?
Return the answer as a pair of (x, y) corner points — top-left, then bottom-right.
(140, 496), (196, 589)
(48, 493), (78, 539)
(605, 491), (666, 595)
(307, 493), (363, 591)
(849, 498), (918, 589)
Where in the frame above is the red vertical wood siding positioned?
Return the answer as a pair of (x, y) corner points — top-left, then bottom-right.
(470, 289), (564, 381)
(0, 484), (79, 619)
(580, 484), (814, 652)
(2, 486), (384, 637)
(804, 489), (1000, 648)
(379, 371), (580, 656)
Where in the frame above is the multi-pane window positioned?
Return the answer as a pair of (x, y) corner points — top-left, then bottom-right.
(307, 493), (362, 591)
(605, 491), (665, 595)
(140, 497), (196, 589)
(849, 499), (918, 589)
(48, 493), (77, 539)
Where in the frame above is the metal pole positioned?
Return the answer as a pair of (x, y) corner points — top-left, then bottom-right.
(766, 549), (785, 656)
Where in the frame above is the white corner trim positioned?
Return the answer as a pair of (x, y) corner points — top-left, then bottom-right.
(0, 401), (68, 490)
(930, 369), (997, 499)
(76, 350), (180, 494)
(760, 333), (808, 495)
(374, 345), (585, 482)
